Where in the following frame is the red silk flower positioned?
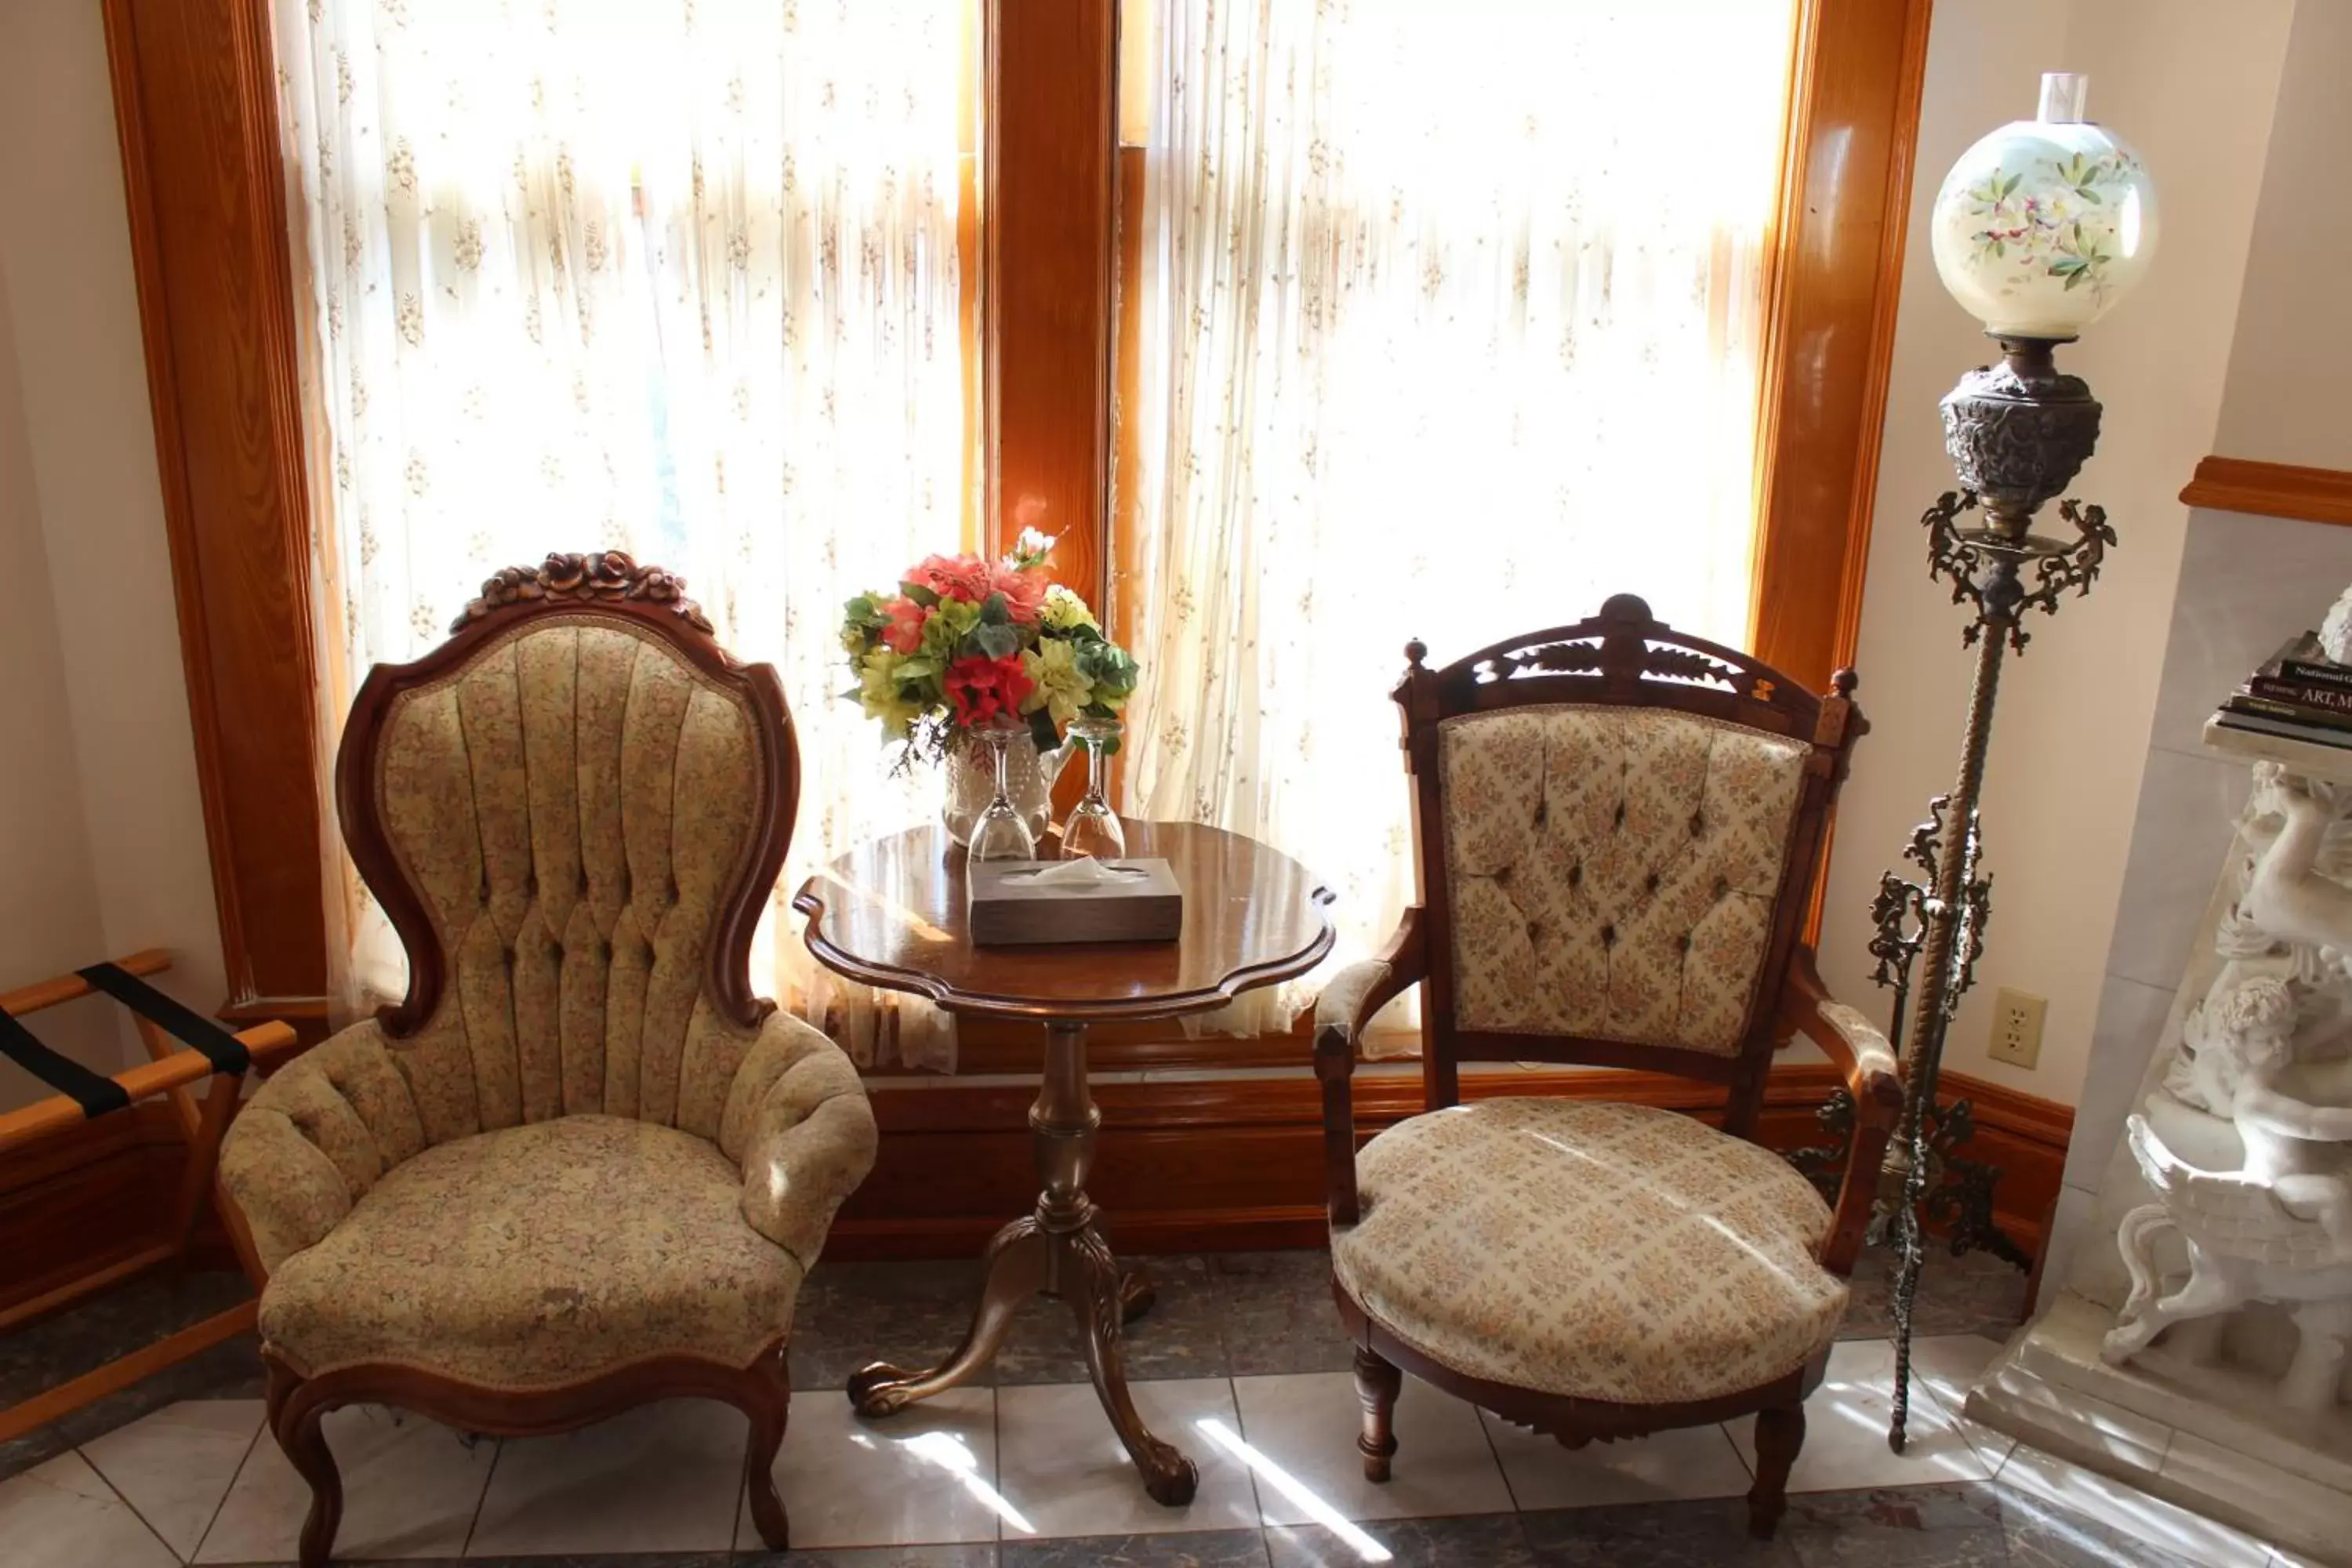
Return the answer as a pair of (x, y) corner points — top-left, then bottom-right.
(906, 552), (994, 604)
(880, 595), (927, 654)
(946, 653), (1034, 728)
(986, 562), (1050, 624)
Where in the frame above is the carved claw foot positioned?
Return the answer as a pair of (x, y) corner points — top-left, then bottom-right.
(1069, 1228), (1200, 1504)
(847, 1363), (924, 1417)
(844, 1218), (1051, 1417)
(1137, 1439), (1202, 1507)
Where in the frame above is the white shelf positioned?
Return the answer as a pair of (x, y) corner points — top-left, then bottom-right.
(2203, 712), (2352, 786)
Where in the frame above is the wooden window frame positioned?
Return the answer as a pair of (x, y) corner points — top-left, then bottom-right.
(104, 0), (327, 1036)
(1094, 0), (1933, 693)
(100, 0), (1926, 1065)
(1750, 0), (1936, 691)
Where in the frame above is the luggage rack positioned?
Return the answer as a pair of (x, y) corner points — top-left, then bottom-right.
(0, 949), (299, 1443)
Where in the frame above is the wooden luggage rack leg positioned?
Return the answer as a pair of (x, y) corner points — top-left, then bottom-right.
(0, 949), (299, 1444)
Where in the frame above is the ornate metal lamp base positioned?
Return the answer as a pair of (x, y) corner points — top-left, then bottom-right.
(1791, 1094), (2031, 1272)
(1795, 335), (2113, 1451)
(1791, 1087), (2031, 1450)
(1907, 1100), (2033, 1271)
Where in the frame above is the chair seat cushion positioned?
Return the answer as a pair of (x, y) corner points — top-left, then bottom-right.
(1330, 1098), (1846, 1406)
(259, 1114), (801, 1390)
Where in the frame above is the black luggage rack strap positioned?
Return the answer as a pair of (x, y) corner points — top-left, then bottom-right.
(0, 964), (249, 1122)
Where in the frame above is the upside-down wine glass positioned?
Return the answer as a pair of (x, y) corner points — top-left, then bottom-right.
(965, 717), (1038, 866)
(1059, 716), (1127, 861)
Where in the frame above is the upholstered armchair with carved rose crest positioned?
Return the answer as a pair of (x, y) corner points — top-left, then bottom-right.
(217, 554), (876, 1566)
(1313, 595), (1902, 1541)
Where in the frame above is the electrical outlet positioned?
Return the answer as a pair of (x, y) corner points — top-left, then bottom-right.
(1989, 987), (2046, 1069)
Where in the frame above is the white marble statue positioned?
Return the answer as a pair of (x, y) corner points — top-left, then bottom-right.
(1965, 584), (2352, 1565)
(2099, 764), (2352, 1413)
(2316, 579), (2352, 665)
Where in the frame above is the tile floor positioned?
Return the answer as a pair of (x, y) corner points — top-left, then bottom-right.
(0, 1248), (2302, 1566)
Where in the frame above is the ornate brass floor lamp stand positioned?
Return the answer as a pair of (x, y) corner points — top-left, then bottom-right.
(1796, 333), (2115, 1449)
(1791, 68), (2157, 1451)
(1877, 336), (2111, 1451)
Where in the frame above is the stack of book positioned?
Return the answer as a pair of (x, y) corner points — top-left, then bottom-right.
(2216, 633), (2352, 750)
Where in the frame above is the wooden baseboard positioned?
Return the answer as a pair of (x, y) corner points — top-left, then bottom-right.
(0, 1061), (2071, 1294)
(827, 1062), (2072, 1264)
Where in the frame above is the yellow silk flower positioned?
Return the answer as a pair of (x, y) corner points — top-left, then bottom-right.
(1019, 639), (1094, 728)
(856, 648), (924, 739)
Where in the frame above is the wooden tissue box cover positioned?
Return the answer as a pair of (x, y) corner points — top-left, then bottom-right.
(968, 858), (1184, 946)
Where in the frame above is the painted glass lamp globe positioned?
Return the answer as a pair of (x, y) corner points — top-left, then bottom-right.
(1929, 72), (2158, 339)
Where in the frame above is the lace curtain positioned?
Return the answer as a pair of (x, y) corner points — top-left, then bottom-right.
(1120, 0), (1796, 1044)
(273, 0), (969, 1069)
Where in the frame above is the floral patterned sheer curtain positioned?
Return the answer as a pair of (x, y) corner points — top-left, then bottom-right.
(273, 0), (969, 1068)
(1120, 0), (1797, 1043)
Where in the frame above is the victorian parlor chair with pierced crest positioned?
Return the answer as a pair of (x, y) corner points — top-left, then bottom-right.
(1313, 594), (1901, 1539)
(217, 554), (877, 1565)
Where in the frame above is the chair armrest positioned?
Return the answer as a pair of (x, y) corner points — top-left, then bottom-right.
(219, 1021), (429, 1276)
(719, 1011), (880, 1270)
(1313, 908), (1426, 1227)
(219, 1106), (357, 1276)
(1780, 948), (1904, 1277)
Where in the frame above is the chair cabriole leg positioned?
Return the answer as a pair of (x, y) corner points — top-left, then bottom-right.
(266, 1359), (343, 1568)
(1352, 1345), (1402, 1483)
(740, 1346), (792, 1550)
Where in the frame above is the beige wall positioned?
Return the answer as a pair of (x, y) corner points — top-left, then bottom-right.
(0, 262), (117, 1110)
(0, 0), (227, 1102)
(1816, 0), (2296, 1108)
(2035, 0), (2352, 1281)
(2212, 0), (2352, 470)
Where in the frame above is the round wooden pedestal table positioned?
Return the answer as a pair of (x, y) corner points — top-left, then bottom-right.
(793, 820), (1332, 1505)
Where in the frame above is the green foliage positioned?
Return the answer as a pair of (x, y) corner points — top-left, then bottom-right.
(1075, 638), (1140, 700)
(1027, 707), (1062, 753)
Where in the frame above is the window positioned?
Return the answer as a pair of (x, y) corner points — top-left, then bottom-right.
(1113, 0), (1798, 1030)
(274, 0), (977, 1054)
(111, 0), (1924, 1051)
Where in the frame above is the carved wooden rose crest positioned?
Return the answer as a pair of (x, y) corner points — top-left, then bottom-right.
(451, 551), (712, 634)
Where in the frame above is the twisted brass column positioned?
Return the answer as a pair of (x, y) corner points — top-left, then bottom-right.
(1798, 336), (2115, 1450)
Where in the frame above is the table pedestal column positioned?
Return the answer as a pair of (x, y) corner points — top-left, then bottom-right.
(845, 1020), (1200, 1505)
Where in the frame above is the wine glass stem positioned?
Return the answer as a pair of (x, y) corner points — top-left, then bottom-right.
(1087, 738), (1109, 804)
(991, 731), (1015, 809)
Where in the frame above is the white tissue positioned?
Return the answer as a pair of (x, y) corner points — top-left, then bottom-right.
(1013, 858), (1145, 888)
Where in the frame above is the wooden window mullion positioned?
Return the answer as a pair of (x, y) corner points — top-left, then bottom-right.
(984, 0), (1119, 600)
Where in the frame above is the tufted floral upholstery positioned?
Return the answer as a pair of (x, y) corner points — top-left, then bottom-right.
(372, 618), (773, 1131)
(1438, 705), (1807, 1054)
(1330, 1099), (1845, 1405)
(255, 1115), (805, 1388)
(220, 612), (876, 1388)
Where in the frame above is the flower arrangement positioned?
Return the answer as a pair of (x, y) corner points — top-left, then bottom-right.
(839, 531), (1140, 764)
